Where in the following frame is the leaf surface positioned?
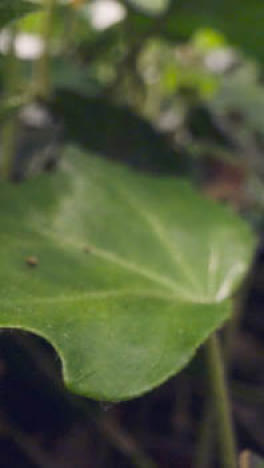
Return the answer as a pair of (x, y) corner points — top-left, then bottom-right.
(0, 0), (39, 28)
(0, 148), (255, 400)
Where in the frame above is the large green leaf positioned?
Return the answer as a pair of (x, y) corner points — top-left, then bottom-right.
(0, 0), (39, 29)
(0, 148), (255, 400)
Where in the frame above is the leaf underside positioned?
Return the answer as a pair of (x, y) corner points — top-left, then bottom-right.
(0, 148), (255, 400)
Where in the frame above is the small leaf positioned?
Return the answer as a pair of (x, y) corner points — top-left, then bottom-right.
(0, 0), (39, 29)
(0, 148), (256, 400)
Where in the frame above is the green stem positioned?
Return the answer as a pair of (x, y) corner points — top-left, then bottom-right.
(195, 278), (253, 468)
(100, 415), (157, 468)
(195, 407), (213, 468)
(1, 25), (18, 179)
(34, 0), (57, 99)
(205, 334), (238, 468)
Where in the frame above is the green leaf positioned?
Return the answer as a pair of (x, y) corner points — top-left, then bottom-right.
(126, 1), (264, 62)
(165, 0), (264, 62)
(0, 0), (39, 29)
(0, 148), (255, 400)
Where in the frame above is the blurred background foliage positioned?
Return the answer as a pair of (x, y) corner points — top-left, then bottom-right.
(3, 0), (264, 224)
(2, 1), (264, 467)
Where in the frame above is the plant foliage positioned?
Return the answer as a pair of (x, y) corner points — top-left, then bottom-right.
(0, 147), (255, 400)
(0, 0), (39, 29)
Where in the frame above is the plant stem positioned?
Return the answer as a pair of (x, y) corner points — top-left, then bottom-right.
(239, 450), (251, 468)
(1, 25), (18, 179)
(195, 277), (253, 468)
(205, 333), (238, 468)
(195, 407), (213, 468)
(100, 414), (157, 468)
(34, 0), (57, 99)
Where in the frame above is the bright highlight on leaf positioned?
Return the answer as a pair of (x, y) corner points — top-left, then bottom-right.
(0, 148), (256, 400)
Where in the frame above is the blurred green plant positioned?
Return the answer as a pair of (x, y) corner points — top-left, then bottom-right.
(0, 1), (263, 467)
